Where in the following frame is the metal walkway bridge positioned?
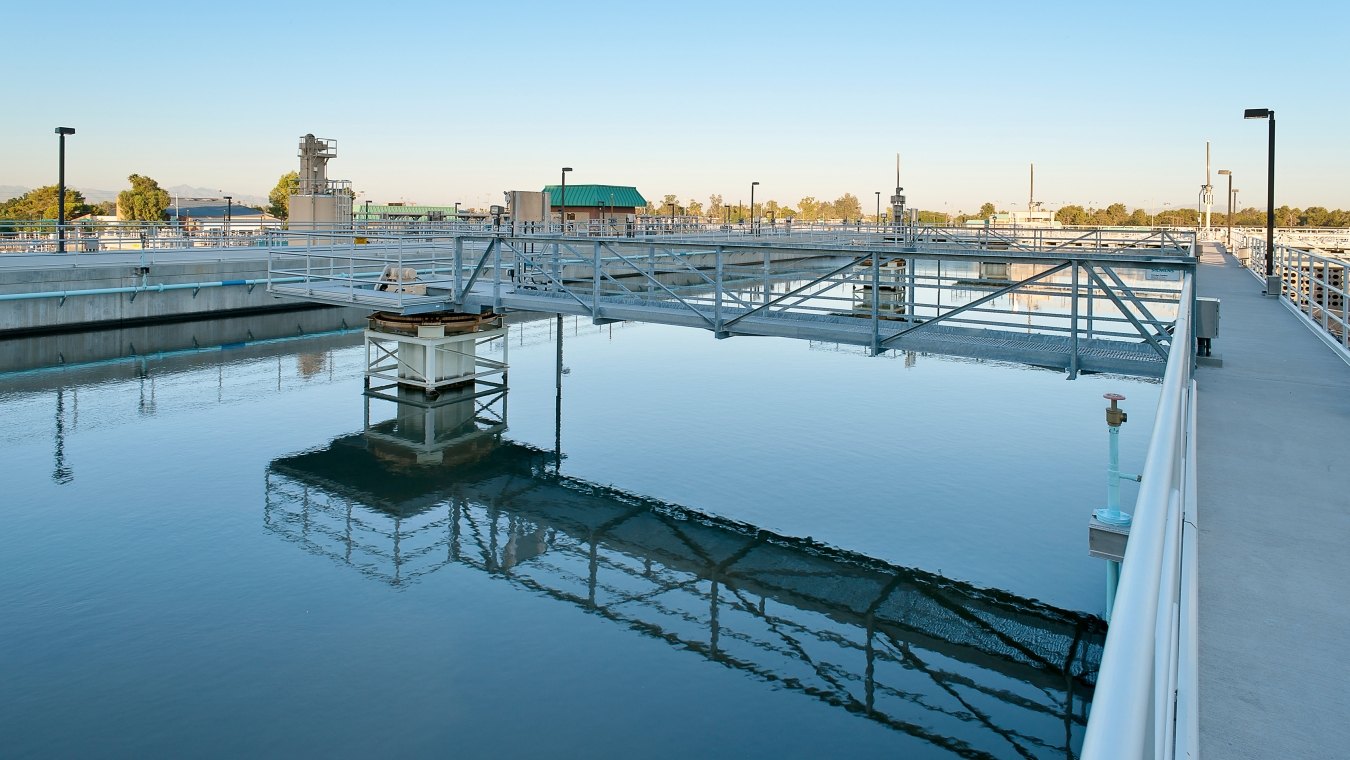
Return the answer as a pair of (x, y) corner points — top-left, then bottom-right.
(266, 226), (1195, 378)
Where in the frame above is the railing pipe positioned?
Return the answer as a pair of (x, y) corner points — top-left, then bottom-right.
(1081, 274), (1194, 759)
(0, 275), (306, 302)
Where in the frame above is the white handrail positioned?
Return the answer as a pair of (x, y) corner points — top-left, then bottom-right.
(1082, 274), (1196, 759)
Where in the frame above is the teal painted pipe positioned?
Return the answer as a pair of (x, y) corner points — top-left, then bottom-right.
(0, 276), (307, 302)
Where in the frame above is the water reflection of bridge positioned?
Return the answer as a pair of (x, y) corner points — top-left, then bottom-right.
(264, 394), (1104, 759)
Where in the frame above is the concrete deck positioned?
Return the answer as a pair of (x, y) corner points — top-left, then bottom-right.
(1197, 242), (1350, 758)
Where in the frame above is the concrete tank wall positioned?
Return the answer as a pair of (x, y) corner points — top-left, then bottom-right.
(0, 257), (320, 335)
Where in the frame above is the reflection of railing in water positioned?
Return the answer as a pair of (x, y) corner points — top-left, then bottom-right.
(264, 417), (1104, 759)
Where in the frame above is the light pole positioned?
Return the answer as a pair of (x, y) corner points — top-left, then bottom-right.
(364, 199), (372, 221)
(1217, 169), (1233, 248)
(454, 201), (461, 221)
(560, 166), (572, 234)
(224, 195), (232, 242)
(54, 127), (75, 253)
(1244, 108), (1276, 280)
(875, 191), (881, 232)
(750, 181), (759, 235)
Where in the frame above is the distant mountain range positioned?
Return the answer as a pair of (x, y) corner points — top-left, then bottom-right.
(0, 184), (266, 207)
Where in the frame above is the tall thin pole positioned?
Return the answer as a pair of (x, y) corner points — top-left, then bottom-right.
(1029, 162), (1034, 213)
(58, 134), (66, 253)
(750, 182), (758, 236)
(560, 167), (572, 234)
(55, 128), (75, 253)
(1266, 115), (1275, 276)
(1226, 172), (1233, 249)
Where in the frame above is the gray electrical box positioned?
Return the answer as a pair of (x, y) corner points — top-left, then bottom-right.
(1196, 297), (1220, 339)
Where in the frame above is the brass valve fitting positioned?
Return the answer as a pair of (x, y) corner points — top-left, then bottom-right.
(1104, 393), (1127, 427)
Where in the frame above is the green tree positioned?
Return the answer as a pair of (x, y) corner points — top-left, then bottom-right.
(833, 193), (863, 221)
(1055, 205), (1087, 225)
(686, 198), (704, 217)
(661, 194), (680, 214)
(978, 202), (996, 218)
(117, 174), (170, 221)
(0, 185), (92, 221)
(268, 171), (299, 220)
(764, 200), (795, 220)
(797, 197), (820, 221)
(1102, 203), (1128, 226)
(707, 193), (723, 220)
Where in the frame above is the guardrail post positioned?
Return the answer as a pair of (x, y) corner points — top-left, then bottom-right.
(871, 249), (881, 354)
(592, 241), (602, 318)
(1086, 267), (1095, 339)
(553, 241), (562, 294)
(763, 249), (771, 305)
(454, 237), (463, 302)
(1070, 263), (1080, 378)
(494, 236), (503, 308)
(647, 244), (655, 300)
(715, 245), (724, 335)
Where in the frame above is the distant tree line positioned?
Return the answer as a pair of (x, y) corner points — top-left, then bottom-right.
(649, 192), (869, 222)
(1051, 203), (1350, 228)
(7, 177), (1348, 230)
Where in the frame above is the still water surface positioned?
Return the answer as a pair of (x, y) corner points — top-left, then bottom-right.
(0, 309), (1159, 758)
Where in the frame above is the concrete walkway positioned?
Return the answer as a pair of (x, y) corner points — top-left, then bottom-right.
(1196, 242), (1350, 758)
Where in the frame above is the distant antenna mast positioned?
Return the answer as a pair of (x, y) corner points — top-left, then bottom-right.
(1029, 163), (1035, 213)
(889, 153), (906, 228)
(1200, 141), (1214, 232)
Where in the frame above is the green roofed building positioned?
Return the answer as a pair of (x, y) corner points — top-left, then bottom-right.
(355, 204), (478, 222)
(542, 185), (647, 222)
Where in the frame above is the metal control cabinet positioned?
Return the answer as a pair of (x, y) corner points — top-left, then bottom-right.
(1196, 297), (1220, 339)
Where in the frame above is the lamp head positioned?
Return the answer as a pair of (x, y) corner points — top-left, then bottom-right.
(1218, 169), (1231, 175)
(1244, 108), (1271, 119)
(751, 181), (759, 186)
(562, 166), (573, 173)
(55, 127), (75, 135)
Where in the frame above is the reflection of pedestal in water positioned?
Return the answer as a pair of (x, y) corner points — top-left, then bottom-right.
(853, 258), (909, 320)
(364, 312), (507, 401)
(363, 384), (507, 466)
(979, 261), (1010, 282)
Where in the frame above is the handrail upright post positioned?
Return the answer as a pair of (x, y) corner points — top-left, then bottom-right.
(1070, 262), (1080, 378)
(494, 235), (503, 308)
(871, 248), (881, 354)
(1342, 262), (1349, 349)
(715, 245), (724, 335)
(454, 237), (463, 302)
(1086, 265), (1095, 339)
(592, 241), (602, 318)
(553, 242), (561, 295)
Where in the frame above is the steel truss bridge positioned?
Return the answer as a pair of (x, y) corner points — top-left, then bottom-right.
(267, 226), (1196, 378)
(258, 224), (1200, 757)
(265, 394), (1105, 760)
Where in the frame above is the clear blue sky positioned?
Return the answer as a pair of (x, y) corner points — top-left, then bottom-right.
(6, 0), (1348, 213)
